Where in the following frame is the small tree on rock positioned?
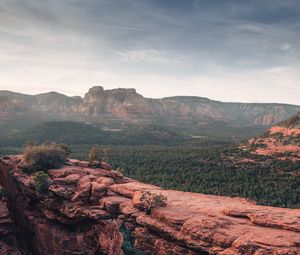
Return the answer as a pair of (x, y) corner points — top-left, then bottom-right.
(102, 148), (111, 163)
(89, 145), (100, 163)
(140, 191), (167, 215)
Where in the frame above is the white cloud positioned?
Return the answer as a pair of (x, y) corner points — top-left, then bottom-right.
(117, 49), (177, 65)
(281, 43), (291, 51)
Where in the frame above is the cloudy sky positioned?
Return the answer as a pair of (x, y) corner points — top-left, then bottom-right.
(0, 0), (299, 104)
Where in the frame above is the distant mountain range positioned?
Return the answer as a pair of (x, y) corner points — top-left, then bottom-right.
(1, 86), (299, 139)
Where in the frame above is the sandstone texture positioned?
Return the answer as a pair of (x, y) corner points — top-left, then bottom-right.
(0, 156), (299, 255)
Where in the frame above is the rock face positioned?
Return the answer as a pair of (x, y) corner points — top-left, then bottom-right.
(243, 112), (300, 160)
(0, 156), (300, 255)
(1, 87), (300, 135)
(0, 198), (22, 254)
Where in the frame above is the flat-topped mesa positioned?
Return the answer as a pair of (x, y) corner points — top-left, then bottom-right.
(83, 86), (140, 101)
(0, 156), (299, 255)
(81, 86), (147, 116)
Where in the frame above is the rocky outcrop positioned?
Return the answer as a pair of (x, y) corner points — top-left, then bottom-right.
(243, 112), (300, 160)
(0, 156), (300, 255)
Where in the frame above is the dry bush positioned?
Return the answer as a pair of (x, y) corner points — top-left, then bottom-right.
(88, 145), (100, 163)
(140, 191), (167, 215)
(102, 148), (111, 162)
(23, 143), (68, 172)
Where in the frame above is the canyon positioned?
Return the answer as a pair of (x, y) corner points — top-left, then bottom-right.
(0, 155), (299, 255)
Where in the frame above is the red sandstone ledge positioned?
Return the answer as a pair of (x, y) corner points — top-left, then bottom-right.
(0, 156), (299, 255)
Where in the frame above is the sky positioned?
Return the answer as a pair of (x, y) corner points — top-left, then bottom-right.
(0, 0), (299, 104)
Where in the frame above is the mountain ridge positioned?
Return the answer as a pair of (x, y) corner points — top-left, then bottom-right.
(1, 86), (300, 137)
(1, 87), (298, 106)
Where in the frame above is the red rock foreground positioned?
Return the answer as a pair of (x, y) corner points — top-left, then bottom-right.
(0, 156), (299, 255)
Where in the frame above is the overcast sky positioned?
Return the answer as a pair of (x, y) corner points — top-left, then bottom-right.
(0, 0), (299, 104)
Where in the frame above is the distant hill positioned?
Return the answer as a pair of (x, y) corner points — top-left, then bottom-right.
(242, 112), (300, 160)
(0, 121), (184, 146)
(0, 86), (300, 138)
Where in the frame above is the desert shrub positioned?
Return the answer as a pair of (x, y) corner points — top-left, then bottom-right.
(88, 146), (111, 163)
(58, 143), (72, 155)
(140, 191), (167, 215)
(23, 143), (68, 172)
(102, 148), (111, 162)
(33, 171), (51, 193)
(88, 145), (100, 163)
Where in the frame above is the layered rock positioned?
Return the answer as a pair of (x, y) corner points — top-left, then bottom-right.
(0, 156), (299, 255)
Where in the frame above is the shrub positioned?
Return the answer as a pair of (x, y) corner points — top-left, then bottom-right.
(102, 148), (111, 162)
(88, 146), (111, 164)
(33, 171), (51, 193)
(58, 143), (72, 155)
(140, 191), (167, 215)
(23, 143), (68, 172)
(88, 145), (100, 163)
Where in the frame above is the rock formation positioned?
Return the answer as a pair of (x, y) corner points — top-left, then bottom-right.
(1, 87), (300, 136)
(0, 156), (299, 255)
(243, 112), (300, 160)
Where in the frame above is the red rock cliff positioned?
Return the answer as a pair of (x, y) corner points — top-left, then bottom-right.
(0, 156), (299, 255)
